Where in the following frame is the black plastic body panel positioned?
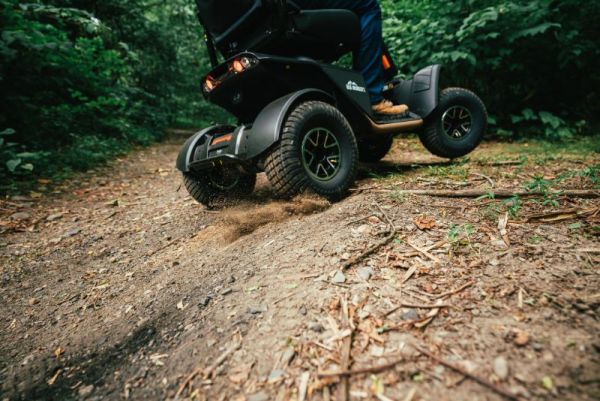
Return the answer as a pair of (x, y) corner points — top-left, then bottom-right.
(204, 53), (372, 124)
(176, 125), (235, 173)
(387, 64), (442, 119)
(176, 89), (335, 173)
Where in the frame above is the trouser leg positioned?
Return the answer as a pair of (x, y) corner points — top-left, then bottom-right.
(292, 0), (385, 104)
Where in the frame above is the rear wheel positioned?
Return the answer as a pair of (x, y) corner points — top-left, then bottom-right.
(183, 167), (256, 207)
(357, 134), (394, 163)
(420, 88), (487, 159)
(265, 101), (358, 201)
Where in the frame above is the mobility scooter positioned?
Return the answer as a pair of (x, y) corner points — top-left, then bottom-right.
(176, 0), (487, 206)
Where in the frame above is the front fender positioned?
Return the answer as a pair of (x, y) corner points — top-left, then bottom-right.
(175, 125), (235, 173)
(388, 64), (441, 119)
(243, 88), (335, 159)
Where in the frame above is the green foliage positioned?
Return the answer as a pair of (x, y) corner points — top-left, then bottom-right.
(381, 0), (600, 138)
(0, 0), (214, 192)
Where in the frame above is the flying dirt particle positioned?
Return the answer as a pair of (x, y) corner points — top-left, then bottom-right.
(219, 195), (330, 243)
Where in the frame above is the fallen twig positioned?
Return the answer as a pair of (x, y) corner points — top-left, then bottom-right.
(415, 345), (519, 401)
(406, 241), (441, 264)
(342, 204), (396, 271)
(384, 302), (452, 317)
(523, 207), (599, 222)
(337, 295), (354, 401)
(375, 189), (600, 199)
(434, 280), (475, 299)
(477, 159), (523, 166)
(470, 172), (495, 188)
(318, 356), (405, 378)
(175, 342), (241, 398)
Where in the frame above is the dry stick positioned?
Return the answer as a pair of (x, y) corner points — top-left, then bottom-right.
(377, 189), (600, 199)
(406, 241), (441, 263)
(415, 346), (520, 401)
(384, 302), (452, 317)
(337, 297), (354, 401)
(318, 356), (406, 378)
(524, 207), (599, 222)
(434, 280), (475, 299)
(174, 342), (241, 398)
(342, 204), (397, 271)
(470, 172), (495, 187)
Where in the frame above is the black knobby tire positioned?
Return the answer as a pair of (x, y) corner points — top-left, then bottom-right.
(420, 87), (487, 159)
(358, 134), (394, 163)
(183, 169), (256, 207)
(264, 100), (358, 201)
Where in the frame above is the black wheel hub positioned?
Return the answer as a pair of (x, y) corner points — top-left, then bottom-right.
(442, 105), (472, 140)
(301, 128), (341, 181)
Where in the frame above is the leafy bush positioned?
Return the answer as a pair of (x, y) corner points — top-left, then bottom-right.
(381, 0), (599, 137)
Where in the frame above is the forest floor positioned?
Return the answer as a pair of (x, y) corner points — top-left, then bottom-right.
(1, 135), (599, 401)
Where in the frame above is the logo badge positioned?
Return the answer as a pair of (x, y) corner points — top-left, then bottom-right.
(346, 81), (366, 93)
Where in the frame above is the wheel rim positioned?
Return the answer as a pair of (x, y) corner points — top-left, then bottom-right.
(209, 167), (239, 190)
(301, 128), (341, 181)
(442, 105), (472, 140)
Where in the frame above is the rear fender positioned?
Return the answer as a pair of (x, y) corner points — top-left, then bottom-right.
(175, 89), (334, 172)
(175, 125), (235, 173)
(243, 88), (335, 159)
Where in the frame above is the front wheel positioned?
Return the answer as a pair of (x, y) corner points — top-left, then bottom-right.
(264, 101), (358, 201)
(183, 167), (256, 207)
(420, 88), (487, 159)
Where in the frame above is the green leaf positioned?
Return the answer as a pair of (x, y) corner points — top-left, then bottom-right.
(20, 163), (34, 171)
(511, 23), (561, 41)
(0, 128), (15, 136)
(6, 158), (21, 172)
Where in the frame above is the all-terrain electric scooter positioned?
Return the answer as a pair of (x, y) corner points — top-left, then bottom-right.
(176, 0), (487, 206)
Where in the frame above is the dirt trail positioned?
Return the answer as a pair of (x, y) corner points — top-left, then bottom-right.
(1, 138), (599, 401)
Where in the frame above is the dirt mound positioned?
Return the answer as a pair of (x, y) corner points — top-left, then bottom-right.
(219, 196), (330, 242)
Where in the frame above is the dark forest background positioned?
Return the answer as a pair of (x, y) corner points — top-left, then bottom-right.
(1, 0), (598, 190)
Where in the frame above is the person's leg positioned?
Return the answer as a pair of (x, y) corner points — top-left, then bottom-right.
(292, 0), (384, 103)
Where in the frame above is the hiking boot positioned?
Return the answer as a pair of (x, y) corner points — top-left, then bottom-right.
(372, 100), (409, 116)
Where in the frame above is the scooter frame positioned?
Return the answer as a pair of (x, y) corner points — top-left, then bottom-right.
(176, 51), (441, 174)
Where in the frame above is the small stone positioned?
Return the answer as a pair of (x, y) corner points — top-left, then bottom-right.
(400, 309), (419, 321)
(332, 271), (346, 284)
(221, 288), (232, 296)
(64, 228), (81, 237)
(28, 298), (38, 306)
(46, 213), (63, 221)
(299, 306), (307, 315)
(532, 342), (544, 352)
(357, 266), (373, 281)
(248, 306), (264, 315)
(78, 384), (94, 397)
(513, 329), (530, 346)
(228, 275), (236, 283)
(198, 296), (211, 307)
(493, 356), (509, 380)
(248, 392), (269, 401)
(308, 322), (325, 332)
(341, 252), (351, 260)
(280, 348), (296, 366)
(10, 212), (30, 220)
(268, 369), (285, 381)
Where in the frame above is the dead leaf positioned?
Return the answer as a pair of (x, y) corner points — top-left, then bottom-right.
(498, 212), (510, 247)
(54, 346), (65, 359)
(414, 216), (436, 230)
(513, 329), (530, 346)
